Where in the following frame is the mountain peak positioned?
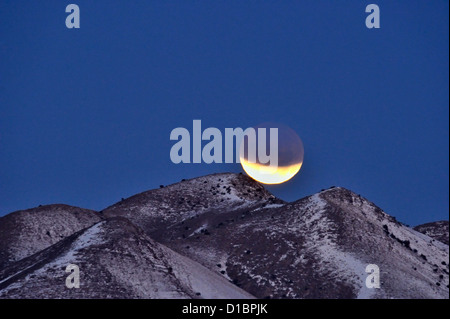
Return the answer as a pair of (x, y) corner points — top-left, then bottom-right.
(0, 204), (100, 269)
(103, 172), (282, 235)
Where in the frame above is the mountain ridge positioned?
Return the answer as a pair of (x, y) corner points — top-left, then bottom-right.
(0, 173), (448, 299)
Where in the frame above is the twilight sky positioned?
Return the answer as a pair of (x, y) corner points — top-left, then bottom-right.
(0, 1), (448, 226)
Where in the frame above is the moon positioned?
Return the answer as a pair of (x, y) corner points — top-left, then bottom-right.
(239, 123), (304, 184)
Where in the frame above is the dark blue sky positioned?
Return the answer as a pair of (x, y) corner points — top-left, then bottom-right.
(0, 1), (448, 226)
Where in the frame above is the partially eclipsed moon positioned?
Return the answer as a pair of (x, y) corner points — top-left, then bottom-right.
(240, 159), (302, 184)
(239, 123), (304, 185)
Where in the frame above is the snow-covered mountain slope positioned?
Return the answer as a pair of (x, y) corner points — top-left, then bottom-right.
(0, 173), (448, 299)
(0, 204), (101, 269)
(103, 173), (283, 234)
(0, 218), (254, 299)
(414, 221), (449, 245)
(108, 176), (448, 299)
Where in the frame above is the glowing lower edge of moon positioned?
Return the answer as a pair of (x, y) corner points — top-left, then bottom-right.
(240, 158), (303, 185)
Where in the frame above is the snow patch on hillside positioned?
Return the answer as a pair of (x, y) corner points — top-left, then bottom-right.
(298, 194), (375, 299)
(0, 222), (105, 295)
(164, 247), (254, 299)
